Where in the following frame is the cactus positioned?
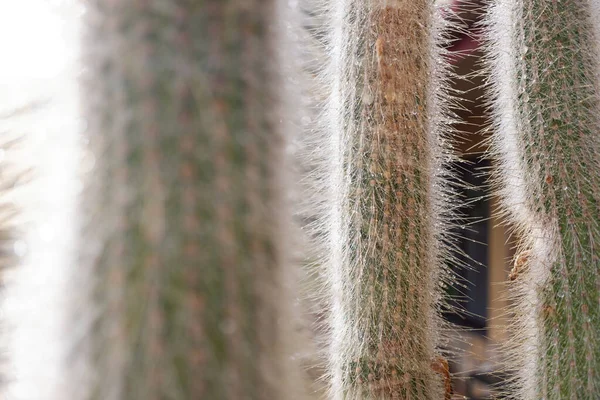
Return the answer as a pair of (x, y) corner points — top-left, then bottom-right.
(485, 0), (600, 398)
(320, 0), (457, 398)
(73, 1), (306, 399)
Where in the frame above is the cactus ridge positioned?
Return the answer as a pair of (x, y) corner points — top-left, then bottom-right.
(77, 1), (306, 399)
(484, 0), (600, 398)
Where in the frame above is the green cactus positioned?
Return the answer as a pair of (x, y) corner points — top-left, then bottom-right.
(76, 1), (306, 399)
(321, 0), (456, 398)
(485, 0), (600, 398)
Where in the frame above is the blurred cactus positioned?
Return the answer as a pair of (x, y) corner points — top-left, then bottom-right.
(76, 1), (306, 399)
(319, 0), (457, 398)
(486, 0), (600, 398)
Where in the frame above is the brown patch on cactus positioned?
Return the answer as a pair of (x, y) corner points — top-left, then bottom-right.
(542, 304), (555, 318)
(431, 356), (453, 400)
(376, 36), (385, 73)
(509, 250), (530, 281)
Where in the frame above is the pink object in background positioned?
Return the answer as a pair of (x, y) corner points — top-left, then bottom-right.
(442, 0), (483, 63)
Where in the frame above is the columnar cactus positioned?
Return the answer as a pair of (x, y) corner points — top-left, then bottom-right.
(486, 0), (600, 398)
(75, 1), (306, 399)
(322, 0), (456, 398)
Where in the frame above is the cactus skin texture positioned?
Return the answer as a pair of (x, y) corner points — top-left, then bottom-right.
(77, 1), (305, 399)
(486, 0), (600, 398)
(323, 0), (455, 398)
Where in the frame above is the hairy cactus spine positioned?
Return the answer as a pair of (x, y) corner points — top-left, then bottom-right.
(323, 0), (455, 398)
(76, 1), (305, 399)
(486, 0), (600, 398)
